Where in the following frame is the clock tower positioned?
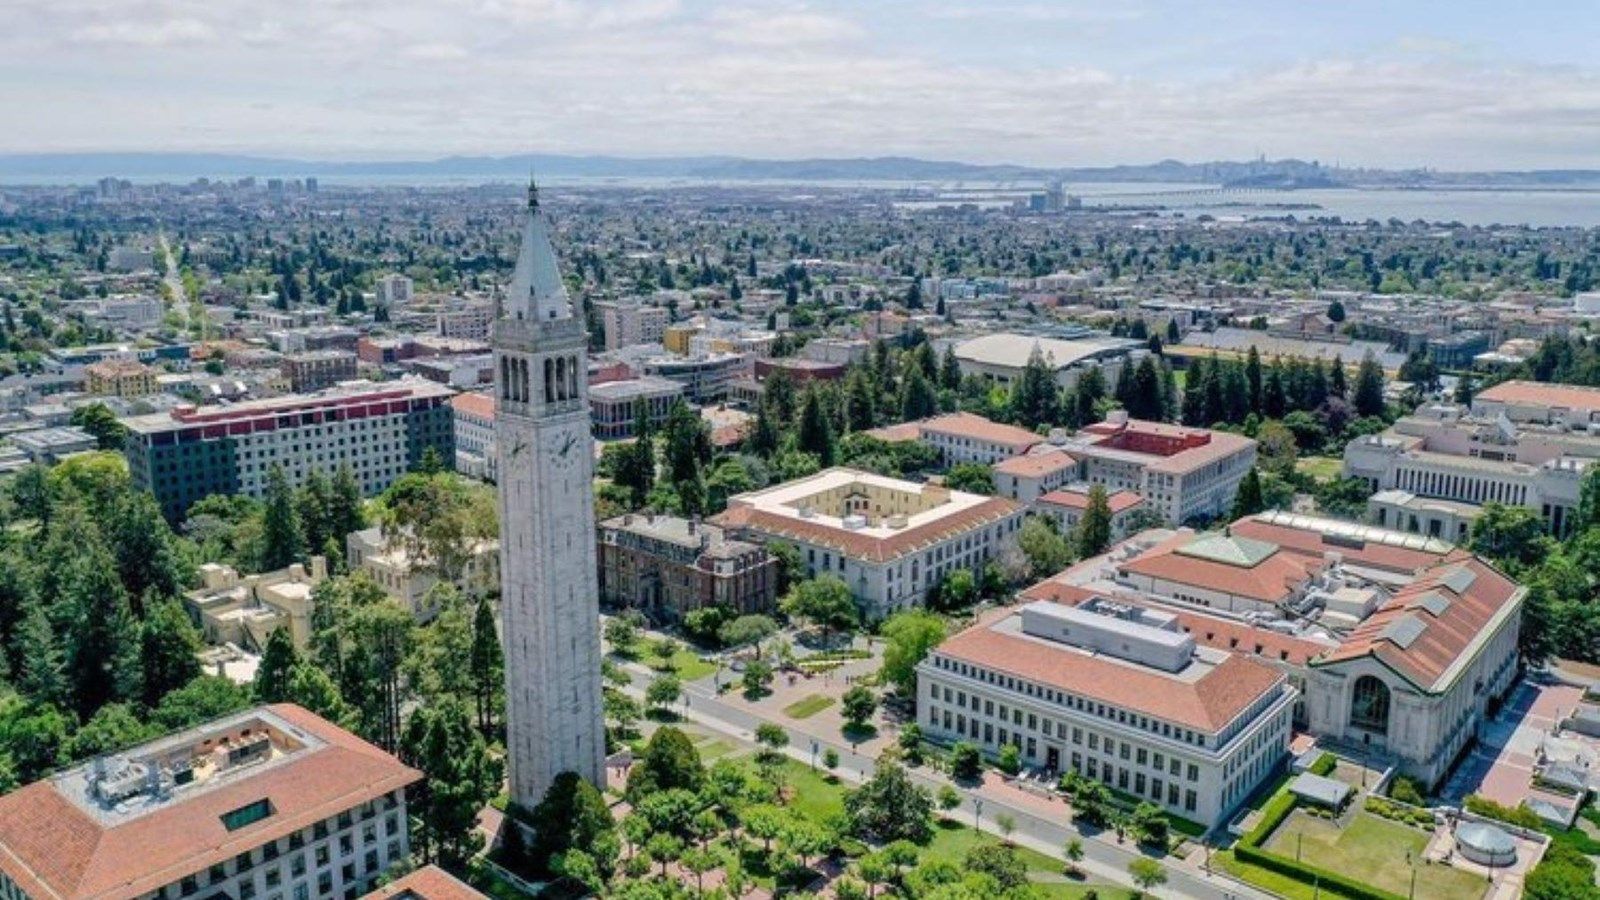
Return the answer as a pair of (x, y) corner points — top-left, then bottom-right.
(494, 180), (606, 807)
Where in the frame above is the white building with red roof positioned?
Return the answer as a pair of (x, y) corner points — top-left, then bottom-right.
(1059, 412), (1256, 524)
(918, 596), (1297, 828)
(1013, 511), (1526, 789)
(1036, 484), (1147, 539)
(865, 412), (1043, 467)
(0, 705), (419, 900)
(711, 467), (1024, 617)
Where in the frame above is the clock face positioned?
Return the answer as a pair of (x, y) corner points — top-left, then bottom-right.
(547, 430), (580, 470)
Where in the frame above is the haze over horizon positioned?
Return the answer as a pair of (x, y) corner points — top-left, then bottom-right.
(7, 0), (1600, 171)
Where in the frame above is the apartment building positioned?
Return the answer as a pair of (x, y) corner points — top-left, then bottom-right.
(918, 598), (1296, 828)
(449, 391), (496, 481)
(597, 513), (778, 622)
(436, 300), (493, 341)
(0, 705), (419, 900)
(1059, 413), (1256, 524)
(281, 351), (359, 393)
(594, 300), (670, 350)
(712, 467), (1025, 618)
(123, 378), (455, 521)
(374, 274), (414, 308)
(85, 358), (159, 398)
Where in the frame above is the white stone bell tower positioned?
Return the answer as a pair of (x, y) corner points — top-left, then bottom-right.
(493, 179), (605, 807)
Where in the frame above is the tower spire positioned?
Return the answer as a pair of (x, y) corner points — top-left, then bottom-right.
(527, 170), (539, 209)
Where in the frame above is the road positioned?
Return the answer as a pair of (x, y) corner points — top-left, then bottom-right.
(158, 232), (203, 338)
(617, 658), (1272, 900)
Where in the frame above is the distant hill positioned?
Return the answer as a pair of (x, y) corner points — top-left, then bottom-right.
(1, 151), (1596, 189)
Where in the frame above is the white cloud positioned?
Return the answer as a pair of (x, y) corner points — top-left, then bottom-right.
(1, 1), (1597, 169)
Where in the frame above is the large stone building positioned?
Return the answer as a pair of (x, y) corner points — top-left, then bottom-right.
(122, 378), (455, 522)
(589, 376), (684, 440)
(0, 705), (419, 900)
(594, 299), (670, 350)
(918, 598), (1296, 828)
(868, 412), (1043, 467)
(1344, 392), (1597, 539)
(1023, 511), (1526, 788)
(492, 181), (607, 806)
(450, 391), (496, 481)
(281, 350), (359, 393)
(712, 467), (1025, 618)
(597, 513), (778, 622)
(346, 527), (499, 621)
(185, 557), (327, 652)
(84, 358), (158, 398)
(1057, 413), (1256, 524)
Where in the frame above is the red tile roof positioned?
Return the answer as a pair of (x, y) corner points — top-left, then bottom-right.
(994, 450), (1078, 478)
(1316, 557), (1523, 692)
(920, 412), (1043, 451)
(935, 613), (1287, 732)
(1476, 379), (1600, 415)
(712, 496), (1022, 564)
(450, 391), (495, 419)
(365, 866), (486, 900)
(1118, 529), (1323, 603)
(0, 705), (421, 900)
(1038, 488), (1144, 513)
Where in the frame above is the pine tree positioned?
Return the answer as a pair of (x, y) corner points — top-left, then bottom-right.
(1454, 370), (1475, 405)
(1166, 318), (1180, 344)
(1159, 361), (1179, 422)
(1073, 366), (1108, 427)
(1112, 355), (1137, 410)
(1075, 485), (1114, 559)
(255, 626), (300, 703)
(1126, 357), (1164, 421)
(1201, 356), (1225, 425)
(297, 469), (332, 552)
(66, 546), (140, 718)
(1353, 352), (1386, 418)
(1220, 361), (1250, 425)
(746, 403), (780, 457)
(1181, 356), (1209, 426)
(1011, 348), (1060, 428)
(1244, 346), (1263, 414)
(261, 465), (306, 571)
(1329, 355), (1348, 399)
(797, 386), (837, 466)
(109, 491), (184, 614)
(1263, 363), (1288, 419)
(1231, 468), (1266, 519)
(899, 367), (939, 421)
(939, 346), (962, 392)
(140, 599), (202, 708)
(470, 597), (503, 734)
(328, 464), (367, 541)
(845, 369), (877, 432)
(14, 600), (65, 706)
(399, 698), (501, 869)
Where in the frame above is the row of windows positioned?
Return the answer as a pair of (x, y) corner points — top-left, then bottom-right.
(929, 656), (1211, 748)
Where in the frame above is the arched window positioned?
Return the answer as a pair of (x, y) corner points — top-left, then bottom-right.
(555, 357), (567, 401)
(568, 354), (579, 399)
(518, 359), (529, 403)
(500, 357), (510, 400)
(544, 358), (555, 403)
(1349, 674), (1391, 734)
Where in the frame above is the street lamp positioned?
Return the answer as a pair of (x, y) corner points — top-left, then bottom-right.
(810, 739), (818, 771)
(972, 795), (985, 832)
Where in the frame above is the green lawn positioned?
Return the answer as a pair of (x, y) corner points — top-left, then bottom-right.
(1260, 811), (1487, 900)
(646, 645), (718, 680)
(1295, 455), (1344, 482)
(686, 730), (739, 761)
(782, 694), (836, 719)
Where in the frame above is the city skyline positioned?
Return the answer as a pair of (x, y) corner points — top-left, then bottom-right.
(6, 0), (1600, 169)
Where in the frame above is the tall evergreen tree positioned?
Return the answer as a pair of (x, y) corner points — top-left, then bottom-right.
(796, 386), (838, 466)
(1353, 352), (1386, 418)
(1263, 363), (1288, 419)
(14, 600), (65, 706)
(1073, 366), (1108, 427)
(140, 599), (202, 708)
(939, 346), (963, 391)
(844, 368), (877, 432)
(254, 625), (300, 703)
(1112, 355), (1138, 411)
(109, 491), (185, 612)
(400, 698), (501, 869)
(261, 465), (306, 571)
(65, 546), (140, 718)
(1011, 348), (1060, 428)
(899, 367), (939, 421)
(1231, 469), (1266, 518)
(1075, 485), (1114, 558)
(1181, 356), (1209, 427)
(1328, 355), (1348, 399)
(1454, 370), (1475, 405)
(1220, 361), (1250, 424)
(469, 597), (503, 734)
(1201, 356), (1226, 425)
(297, 469), (333, 552)
(1244, 346), (1263, 414)
(745, 402), (780, 457)
(1126, 357), (1164, 421)
(328, 464), (367, 541)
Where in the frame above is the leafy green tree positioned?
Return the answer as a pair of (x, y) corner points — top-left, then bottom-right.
(14, 600), (66, 706)
(944, 462), (994, 495)
(65, 702), (156, 762)
(285, 663), (356, 727)
(1255, 420), (1299, 478)
(349, 600), (416, 751)
(254, 626), (300, 703)
(0, 701), (69, 783)
(965, 843), (1027, 891)
(845, 758), (934, 843)
(529, 770), (619, 877)
(378, 471), (497, 585)
(780, 576), (859, 643)
(401, 698), (501, 870)
(949, 741), (982, 781)
(69, 402), (127, 451)
(662, 399), (713, 486)
(65, 544), (140, 718)
(1128, 858), (1167, 896)
(645, 673), (681, 712)
(626, 725), (704, 800)
(260, 465), (306, 571)
(1468, 503), (1554, 574)
(1074, 484), (1114, 558)
(152, 675), (252, 731)
(1018, 515), (1072, 578)
(718, 614), (778, 655)
(140, 598), (203, 708)
(109, 491), (186, 607)
(879, 610), (945, 694)
(842, 684), (877, 729)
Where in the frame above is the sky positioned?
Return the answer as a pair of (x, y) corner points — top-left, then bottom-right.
(5, 0), (1600, 169)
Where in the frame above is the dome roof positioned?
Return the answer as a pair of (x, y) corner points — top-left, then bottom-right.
(1457, 821), (1517, 866)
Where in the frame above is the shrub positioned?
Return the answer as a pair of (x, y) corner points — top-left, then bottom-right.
(1389, 775), (1425, 806)
(1464, 794), (1544, 830)
(996, 743), (1021, 776)
(1309, 752), (1337, 777)
(949, 742), (982, 781)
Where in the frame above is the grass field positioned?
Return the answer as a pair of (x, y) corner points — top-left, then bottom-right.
(645, 644), (718, 680)
(1295, 456), (1344, 482)
(1260, 811), (1487, 900)
(782, 694), (836, 719)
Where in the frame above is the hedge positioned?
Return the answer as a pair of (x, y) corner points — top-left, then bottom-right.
(1241, 786), (1299, 847)
(1309, 752), (1337, 777)
(1234, 843), (1409, 900)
